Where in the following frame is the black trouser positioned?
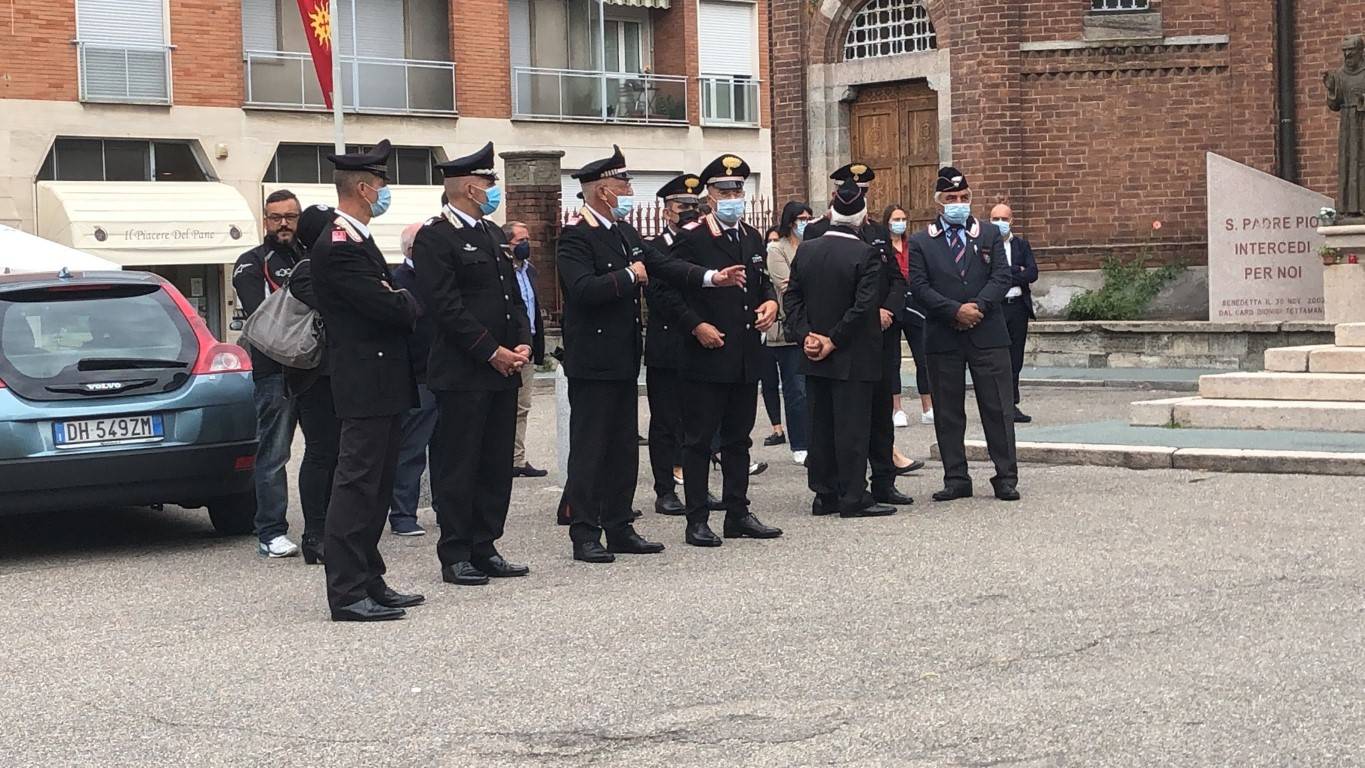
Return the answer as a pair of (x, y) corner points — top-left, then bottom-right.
(294, 376), (339, 539)
(565, 378), (639, 545)
(868, 327), (901, 493)
(431, 388), (517, 566)
(1003, 300), (1030, 405)
(324, 414), (403, 609)
(927, 343), (1018, 491)
(759, 345), (782, 427)
(806, 377), (875, 513)
(681, 380), (756, 523)
(645, 365), (683, 499)
(903, 313), (931, 396)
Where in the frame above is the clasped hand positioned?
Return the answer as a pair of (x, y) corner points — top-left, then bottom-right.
(490, 345), (532, 377)
(953, 302), (984, 331)
(803, 333), (835, 361)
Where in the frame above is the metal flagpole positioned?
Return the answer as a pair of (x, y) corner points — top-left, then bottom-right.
(330, 0), (343, 153)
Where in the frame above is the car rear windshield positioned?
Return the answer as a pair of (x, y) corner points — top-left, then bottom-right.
(0, 283), (197, 400)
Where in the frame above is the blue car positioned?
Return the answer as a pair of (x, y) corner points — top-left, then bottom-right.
(0, 270), (259, 534)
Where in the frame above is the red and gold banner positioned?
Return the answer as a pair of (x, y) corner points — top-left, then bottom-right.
(295, 0), (335, 109)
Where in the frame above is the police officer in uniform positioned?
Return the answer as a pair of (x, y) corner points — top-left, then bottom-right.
(668, 154), (784, 547)
(643, 173), (703, 516)
(310, 140), (425, 621)
(413, 141), (533, 587)
(907, 167), (1020, 502)
(556, 147), (745, 563)
(783, 180), (895, 518)
(805, 164), (915, 505)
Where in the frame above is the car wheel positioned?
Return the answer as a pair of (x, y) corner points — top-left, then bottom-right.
(207, 492), (256, 536)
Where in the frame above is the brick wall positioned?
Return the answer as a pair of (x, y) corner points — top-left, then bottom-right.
(654, 1), (701, 125)
(171, 1), (245, 108)
(0, 2), (78, 101)
(452, 0), (510, 118)
(767, 0), (808, 201)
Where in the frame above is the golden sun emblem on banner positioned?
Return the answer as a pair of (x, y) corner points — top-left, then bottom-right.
(308, 2), (332, 49)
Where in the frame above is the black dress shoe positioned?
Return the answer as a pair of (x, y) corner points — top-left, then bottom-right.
(840, 502), (897, 518)
(994, 484), (1022, 501)
(473, 554), (530, 578)
(301, 535), (325, 565)
(330, 597), (405, 622)
(685, 521), (723, 547)
(932, 486), (974, 502)
(442, 561), (490, 586)
(723, 513), (783, 539)
(654, 493), (686, 516)
(894, 459), (926, 475)
(637, 434), (649, 446)
(573, 540), (616, 563)
(811, 495), (839, 516)
(369, 586), (425, 609)
(748, 461), (769, 476)
(763, 432), (787, 446)
(707, 493), (726, 511)
(515, 463), (549, 478)
(607, 526), (666, 554)
(873, 487), (915, 506)
(1013, 409), (1032, 424)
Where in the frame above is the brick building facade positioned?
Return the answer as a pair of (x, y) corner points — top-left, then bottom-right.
(767, 0), (1356, 283)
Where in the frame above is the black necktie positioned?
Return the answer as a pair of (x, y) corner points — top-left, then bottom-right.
(726, 229), (740, 245)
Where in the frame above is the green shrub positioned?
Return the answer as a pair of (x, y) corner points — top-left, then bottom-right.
(1065, 254), (1185, 321)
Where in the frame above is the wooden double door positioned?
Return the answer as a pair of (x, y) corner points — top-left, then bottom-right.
(848, 81), (940, 232)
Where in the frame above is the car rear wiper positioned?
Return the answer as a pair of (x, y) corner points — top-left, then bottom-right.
(76, 357), (189, 371)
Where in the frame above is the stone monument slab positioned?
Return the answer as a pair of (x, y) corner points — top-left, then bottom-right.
(1206, 152), (1331, 322)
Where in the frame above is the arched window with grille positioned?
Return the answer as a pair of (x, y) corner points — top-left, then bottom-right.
(842, 0), (937, 62)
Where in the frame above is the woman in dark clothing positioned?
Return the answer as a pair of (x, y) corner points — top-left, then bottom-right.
(284, 205), (340, 565)
(882, 203), (934, 425)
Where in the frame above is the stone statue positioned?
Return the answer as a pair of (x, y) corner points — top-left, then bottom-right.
(1325, 35), (1365, 222)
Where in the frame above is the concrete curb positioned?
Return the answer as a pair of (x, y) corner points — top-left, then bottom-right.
(533, 376), (1199, 394)
(947, 440), (1365, 476)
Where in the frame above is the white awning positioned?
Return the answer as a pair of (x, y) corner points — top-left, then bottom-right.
(36, 182), (260, 266)
(0, 224), (122, 274)
(605, 0), (670, 7)
(264, 183), (446, 264)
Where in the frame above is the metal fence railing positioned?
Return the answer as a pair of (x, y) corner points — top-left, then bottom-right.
(244, 50), (456, 115)
(77, 42), (172, 105)
(512, 67), (688, 125)
(561, 198), (775, 238)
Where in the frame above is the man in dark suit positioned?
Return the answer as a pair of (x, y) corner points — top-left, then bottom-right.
(504, 220), (549, 478)
(556, 147), (745, 563)
(413, 142), (533, 587)
(783, 180), (896, 518)
(666, 154), (784, 547)
(643, 173), (703, 516)
(907, 167), (1020, 502)
(310, 140), (426, 622)
(988, 203), (1040, 424)
(805, 164), (917, 505)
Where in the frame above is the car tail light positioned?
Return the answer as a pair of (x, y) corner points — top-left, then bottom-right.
(234, 455), (256, 472)
(159, 282), (253, 375)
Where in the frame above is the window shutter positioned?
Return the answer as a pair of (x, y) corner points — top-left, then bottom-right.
(77, 0), (164, 46)
(698, 0), (755, 75)
(242, 0), (279, 52)
(76, 0), (168, 102)
(354, 0), (405, 58)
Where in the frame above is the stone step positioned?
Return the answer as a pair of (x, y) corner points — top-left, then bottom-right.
(1169, 398), (1365, 433)
(1335, 323), (1365, 347)
(1198, 371), (1365, 401)
(1263, 345), (1332, 372)
(952, 440), (1365, 476)
(1308, 346), (1365, 373)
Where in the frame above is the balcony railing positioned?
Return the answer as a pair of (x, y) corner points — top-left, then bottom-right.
(700, 76), (760, 128)
(244, 50), (456, 115)
(76, 42), (172, 105)
(512, 67), (688, 126)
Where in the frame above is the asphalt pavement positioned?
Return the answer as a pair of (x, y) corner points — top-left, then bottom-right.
(1, 386), (1362, 767)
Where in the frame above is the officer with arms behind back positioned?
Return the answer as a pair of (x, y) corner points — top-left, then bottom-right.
(310, 140), (426, 622)
(556, 147), (746, 563)
(907, 167), (1020, 503)
(413, 141), (534, 587)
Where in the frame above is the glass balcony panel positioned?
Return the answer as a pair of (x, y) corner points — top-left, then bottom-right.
(512, 67), (687, 125)
(244, 51), (455, 114)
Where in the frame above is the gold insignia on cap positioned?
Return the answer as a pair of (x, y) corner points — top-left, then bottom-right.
(850, 163), (867, 176)
(722, 156), (742, 175)
(685, 176), (700, 192)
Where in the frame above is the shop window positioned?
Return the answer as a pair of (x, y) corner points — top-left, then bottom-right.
(263, 144), (441, 185)
(36, 139), (211, 182)
(1091, 0), (1149, 10)
(842, 0), (936, 62)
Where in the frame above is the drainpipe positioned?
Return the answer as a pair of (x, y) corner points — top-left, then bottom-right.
(1275, 0), (1298, 183)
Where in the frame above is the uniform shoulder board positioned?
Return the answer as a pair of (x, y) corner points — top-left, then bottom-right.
(967, 220), (981, 239)
(926, 222), (942, 238)
(704, 215), (723, 237)
(681, 220), (702, 231)
(333, 216), (363, 243)
(423, 215), (441, 227)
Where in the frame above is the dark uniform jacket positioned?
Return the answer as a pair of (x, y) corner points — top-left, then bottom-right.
(413, 208), (531, 392)
(907, 216), (1012, 354)
(642, 227), (688, 371)
(390, 261), (435, 385)
(557, 207), (707, 381)
(667, 214), (779, 385)
(806, 217), (909, 327)
(1006, 235), (1040, 320)
(232, 240), (299, 379)
(310, 212), (419, 419)
(783, 226), (884, 382)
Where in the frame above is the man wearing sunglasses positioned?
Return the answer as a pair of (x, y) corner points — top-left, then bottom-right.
(232, 188), (304, 558)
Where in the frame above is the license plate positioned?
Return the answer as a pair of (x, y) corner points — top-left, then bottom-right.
(53, 414), (165, 448)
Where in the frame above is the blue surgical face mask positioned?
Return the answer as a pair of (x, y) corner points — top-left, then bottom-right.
(610, 192), (635, 220)
(715, 198), (746, 224)
(794, 220), (808, 238)
(367, 184), (392, 218)
(993, 220), (1011, 238)
(476, 185), (502, 216)
(889, 220), (907, 236)
(942, 202), (970, 226)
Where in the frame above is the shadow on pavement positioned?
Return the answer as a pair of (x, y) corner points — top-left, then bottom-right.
(0, 505), (234, 568)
